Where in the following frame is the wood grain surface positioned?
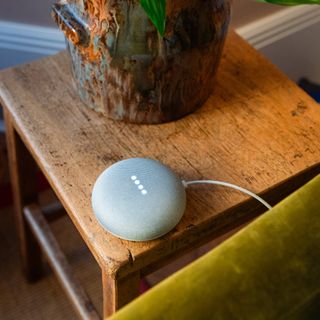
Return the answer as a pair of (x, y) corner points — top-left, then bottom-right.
(1, 31), (320, 281)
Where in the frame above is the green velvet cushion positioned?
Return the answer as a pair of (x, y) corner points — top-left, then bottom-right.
(108, 175), (320, 320)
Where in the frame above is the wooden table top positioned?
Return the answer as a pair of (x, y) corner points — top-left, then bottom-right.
(1, 31), (320, 279)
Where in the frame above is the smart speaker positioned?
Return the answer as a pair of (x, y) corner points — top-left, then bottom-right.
(92, 158), (186, 241)
(92, 158), (272, 242)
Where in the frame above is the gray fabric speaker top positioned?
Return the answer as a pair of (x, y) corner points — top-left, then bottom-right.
(91, 158), (186, 241)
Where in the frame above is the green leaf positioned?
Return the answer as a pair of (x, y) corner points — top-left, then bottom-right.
(140, 0), (166, 37)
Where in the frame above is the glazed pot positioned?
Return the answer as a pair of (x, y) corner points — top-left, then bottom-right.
(52, 0), (231, 124)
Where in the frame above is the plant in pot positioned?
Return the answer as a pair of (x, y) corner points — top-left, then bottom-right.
(52, 0), (319, 124)
(52, 0), (231, 124)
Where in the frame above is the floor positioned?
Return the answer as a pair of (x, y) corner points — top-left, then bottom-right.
(0, 203), (103, 319)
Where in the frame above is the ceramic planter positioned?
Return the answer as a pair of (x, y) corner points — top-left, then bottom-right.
(52, 0), (231, 124)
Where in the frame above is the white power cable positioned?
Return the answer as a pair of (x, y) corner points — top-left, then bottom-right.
(182, 180), (272, 210)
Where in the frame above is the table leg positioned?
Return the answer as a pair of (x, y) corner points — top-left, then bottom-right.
(3, 108), (42, 281)
(102, 270), (140, 317)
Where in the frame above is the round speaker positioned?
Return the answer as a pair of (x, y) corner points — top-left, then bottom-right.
(91, 158), (186, 241)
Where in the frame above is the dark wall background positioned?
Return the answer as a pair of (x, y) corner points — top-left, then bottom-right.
(0, 0), (55, 26)
(0, 0), (284, 28)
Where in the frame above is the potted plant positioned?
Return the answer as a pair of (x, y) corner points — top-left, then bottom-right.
(52, 0), (320, 124)
(52, 0), (231, 124)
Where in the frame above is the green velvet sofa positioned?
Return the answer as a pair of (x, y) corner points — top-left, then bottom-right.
(108, 175), (320, 320)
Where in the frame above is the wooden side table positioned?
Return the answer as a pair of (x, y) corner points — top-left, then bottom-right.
(1, 31), (320, 319)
